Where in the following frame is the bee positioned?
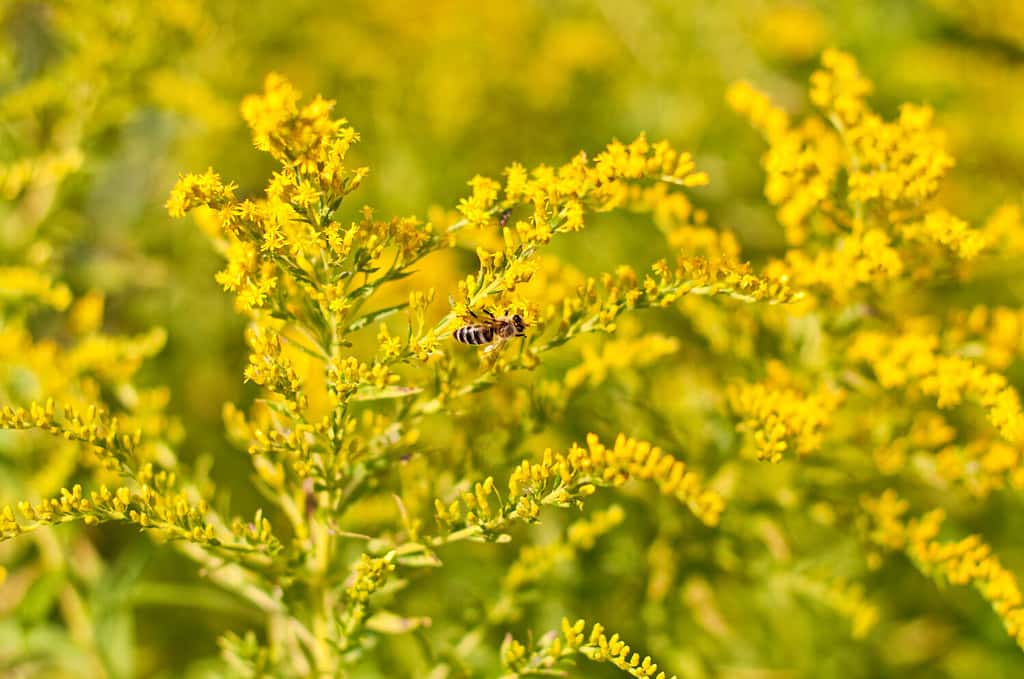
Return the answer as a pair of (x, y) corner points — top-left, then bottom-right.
(453, 309), (526, 352)
(498, 209), (513, 227)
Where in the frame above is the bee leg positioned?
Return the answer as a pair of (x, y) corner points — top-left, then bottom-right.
(468, 309), (480, 320)
(484, 309), (496, 320)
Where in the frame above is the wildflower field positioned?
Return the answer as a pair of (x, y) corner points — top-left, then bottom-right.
(4, 1), (1024, 678)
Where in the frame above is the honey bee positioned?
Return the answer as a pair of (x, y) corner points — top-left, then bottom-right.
(453, 309), (526, 352)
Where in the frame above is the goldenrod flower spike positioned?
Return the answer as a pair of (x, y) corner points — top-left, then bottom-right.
(563, 333), (680, 390)
(728, 373), (845, 463)
(338, 553), (397, 651)
(2, 481), (218, 547)
(455, 132), (709, 236)
(809, 48), (873, 126)
(436, 434), (723, 541)
(850, 331), (1024, 444)
(0, 267), (73, 310)
(501, 617), (676, 679)
(730, 48), (983, 285)
(863, 491), (1024, 649)
(0, 400), (143, 475)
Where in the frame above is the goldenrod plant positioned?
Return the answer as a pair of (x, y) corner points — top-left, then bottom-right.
(3, 2), (1024, 678)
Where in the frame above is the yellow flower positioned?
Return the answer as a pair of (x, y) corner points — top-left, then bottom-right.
(845, 104), (954, 206)
(165, 168), (237, 218)
(502, 617), (676, 679)
(0, 267), (73, 311)
(864, 492), (1024, 649)
(902, 210), (987, 260)
(728, 368), (845, 463)
(980, 203), (1024, 255)
(506, 433), (724, 526)
(563, 333), (679, 390)
(769, 228), (904, 302)
(810, 48), (873, 125)
(851, 331), (1024, 443)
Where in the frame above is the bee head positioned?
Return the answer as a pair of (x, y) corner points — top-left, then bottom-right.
(512, 314), (525, 333)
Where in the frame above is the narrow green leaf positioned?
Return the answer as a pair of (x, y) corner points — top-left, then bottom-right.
(365, 610), (432, 635)
(345, 302), (409, 334)
(350, 385), (422, 401)
(395, 551), (443, 569)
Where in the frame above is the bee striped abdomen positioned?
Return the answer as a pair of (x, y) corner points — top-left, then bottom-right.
(454, 325), (494, 345)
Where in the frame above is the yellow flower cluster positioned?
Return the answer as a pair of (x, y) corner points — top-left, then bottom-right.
(810, 48), (957, 213)
(242, 74), (352, 173)
(444, 127), (795, 359)
(902, 210), (987, 261)
(728, 367), (845, 463)
(169, 74), (431, 332)
(862, 491), (1024, 649)
(850, 331), (1024, 443)
(563, 334), (679, 390)
(675, 256), (800, 305)
(945, 305), (1024, 370)
(769, 228), (904, 302)
(726, 81), (790, 141)
(731, 49), (984, 298)
(434, 434), (722, 541)
(870, 411), (956, 475)
(227, 402), (317, 482)
(981, 203), (1024, 256)
(505, 433), (723, 526)
(935, 441), (1024, 498)
(165, 168), (238, 218)
(501, 617), (676, 679)
(809, 48), (873, 126)
(340, 552), (397, 650)
(0, 399), (142, 475)
(566, 503), (626, 550)
(1, 480), (216, 546)
(843, 103), (954, 207)
(0, 147), (84, 201)
(0, 266), (73, 311)
(62, 327), (168, 384)
(243, 325), (309, 411)
(512, 257), (797, 370)
(457, 133), (708, 232)
(727, 81), (841, 242)
(328, 355), (402, 400)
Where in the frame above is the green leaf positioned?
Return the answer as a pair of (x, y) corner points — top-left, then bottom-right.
(18, 571), (64, 623)
(345, 302), (409, 334)
(395, 550), (443, 569)
(350, 385), (422, 401)
(279, 333), (328, 361)
(126, 582), (263, 622)
(365, 610), (432, 635)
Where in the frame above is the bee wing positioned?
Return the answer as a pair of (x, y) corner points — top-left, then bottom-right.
(483, 336), (508, 354)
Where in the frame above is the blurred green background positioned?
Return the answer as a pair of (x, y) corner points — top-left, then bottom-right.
(3, 0), (1024, 677)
